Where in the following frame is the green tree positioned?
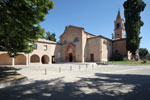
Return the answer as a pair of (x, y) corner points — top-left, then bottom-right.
(123, 0), (146, 59)
(146, 53), (150, 60)
(0, 0), (55, 57)
(139, 48), (149, 59)
(112, 52), (123, 61)
(45, 32), (56, 42)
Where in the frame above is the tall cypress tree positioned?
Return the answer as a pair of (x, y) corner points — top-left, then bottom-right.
(123, 0), (146, 59)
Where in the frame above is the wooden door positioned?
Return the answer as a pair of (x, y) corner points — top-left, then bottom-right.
(90, 54), (94, 62)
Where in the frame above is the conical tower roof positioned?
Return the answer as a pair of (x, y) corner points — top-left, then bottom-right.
(116, 9), (122, 20)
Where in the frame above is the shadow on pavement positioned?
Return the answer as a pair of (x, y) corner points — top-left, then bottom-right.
(0, 73), (150, 100)
(0, 67), (22, 82)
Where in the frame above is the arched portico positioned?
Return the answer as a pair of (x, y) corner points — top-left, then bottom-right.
(30, 54), (40, 63)
(15, 54), (26, 65)
(41, 55), (49, 64)
(0, 53), (12, 65)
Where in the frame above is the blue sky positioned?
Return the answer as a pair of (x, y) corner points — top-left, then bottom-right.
(40, 0), (150, 50)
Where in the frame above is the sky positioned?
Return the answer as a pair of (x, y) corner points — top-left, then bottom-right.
(40, 0), (150, 50)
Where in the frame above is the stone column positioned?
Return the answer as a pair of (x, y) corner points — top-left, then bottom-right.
(27, 54), (30, 66)
(26, 55), (29, 66)
(12, 58), (15, 66)
(82, 56), (85, 63)
(49, 55), (51, 64)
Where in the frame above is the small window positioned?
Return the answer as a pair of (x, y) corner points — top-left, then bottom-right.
(74, 37), (79, 42)
(34, 44), (37, 50)
(117, 34), (119, 37)
(44, 45), (47, 51)
(117, 23), (120, 29)
(103, 40), (106, 44)
(63, 40), (67, 45)
(109, 43), (111, 46)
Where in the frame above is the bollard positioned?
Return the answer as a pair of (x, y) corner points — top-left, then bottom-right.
(59, 67), (61, 73)
(92, 64), (94, 68)
(45, 68), (47, 75)
(86, 64), (88, 69)
(79, 65), (81, 70)
(70, 66), (72, 71)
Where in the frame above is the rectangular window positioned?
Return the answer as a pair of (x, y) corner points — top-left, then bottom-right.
(44, 45), (47, 51)
(34, 44), (37, 50)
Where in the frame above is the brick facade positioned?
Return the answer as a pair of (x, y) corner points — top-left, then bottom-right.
(112, 39), (127, 56)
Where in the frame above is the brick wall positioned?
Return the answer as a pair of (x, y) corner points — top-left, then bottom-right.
(112, 39), (127, 56)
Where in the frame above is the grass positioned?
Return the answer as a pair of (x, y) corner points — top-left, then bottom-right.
(108, 60), (150, 65)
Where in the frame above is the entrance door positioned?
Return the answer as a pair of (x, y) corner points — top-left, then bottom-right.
(69, 53), (73, 62)
(90, 54), (94, 62)
(52, 56), (55, 63)
(42, 57), (45, 64)
(41, 55), (49, 64)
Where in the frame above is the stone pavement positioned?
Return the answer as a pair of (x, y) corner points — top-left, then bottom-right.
(0, 67), (26, 83)
(0, 64), (150, 100)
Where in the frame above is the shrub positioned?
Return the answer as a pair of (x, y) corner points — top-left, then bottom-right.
(123, 57), (129, 61)
(146, 54), (150, 61)
(112, 52), (123, 61)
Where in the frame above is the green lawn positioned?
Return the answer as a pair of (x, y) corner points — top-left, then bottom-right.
(108, 61), (150, 65)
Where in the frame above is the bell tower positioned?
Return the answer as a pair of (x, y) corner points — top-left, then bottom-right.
(114, 10), (125, 39)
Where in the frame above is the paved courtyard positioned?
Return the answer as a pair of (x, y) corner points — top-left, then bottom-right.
(1, 63), (150, 100)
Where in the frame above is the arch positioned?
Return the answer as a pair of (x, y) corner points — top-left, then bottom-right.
(65, 44), (76, 62)
(30, 54), (40, 63)
(0, 53), (12, 65)
(117, 23), (120, 29)
(41, 55), (49, 64)
(15, 54), (26, 65)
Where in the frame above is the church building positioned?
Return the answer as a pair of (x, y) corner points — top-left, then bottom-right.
(0, 10), (131, 66)
(60, 10), (131, 62)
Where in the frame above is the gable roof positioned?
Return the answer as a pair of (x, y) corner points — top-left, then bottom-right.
(88, 35), (112, 41)
(60, 25), (96, 38)
(112, 38), (126, 42)
(60, 25), (84, 38)
(37, 38), (57, 44)
(84, 31), (96, 37)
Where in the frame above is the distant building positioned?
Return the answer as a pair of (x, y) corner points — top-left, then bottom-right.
(0, 10), (131, 66)
(0, 38), (61, 66)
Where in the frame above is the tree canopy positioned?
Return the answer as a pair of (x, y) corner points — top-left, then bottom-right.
(123, 0), (146, 57)
(139, 48), (149, 59)
(0, 0), (55, 57)
(45, 32), (56, 42)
